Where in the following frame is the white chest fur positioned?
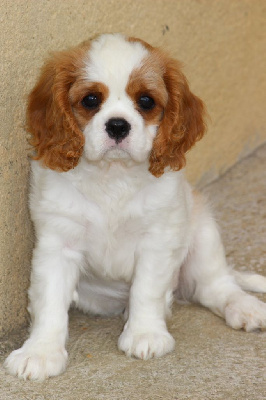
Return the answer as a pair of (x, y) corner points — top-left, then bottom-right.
(30, 160), (191, 283)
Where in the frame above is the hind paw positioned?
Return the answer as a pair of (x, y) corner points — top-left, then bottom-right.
(225, 294), (266, 332)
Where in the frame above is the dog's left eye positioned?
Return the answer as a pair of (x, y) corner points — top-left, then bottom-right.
(138, 95), (155, 111)
(81, 94), (101, 109)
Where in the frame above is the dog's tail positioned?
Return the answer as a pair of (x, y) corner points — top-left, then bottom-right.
(233, 270), (266, 293)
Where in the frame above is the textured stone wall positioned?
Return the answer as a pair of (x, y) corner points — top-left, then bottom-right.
(1, 0), (266, 337)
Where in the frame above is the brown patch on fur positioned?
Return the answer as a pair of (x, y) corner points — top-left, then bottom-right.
(126, 51), (168, 125)
(128, 36), (154, 52)
(70, 82), (109, 131)
(127, 38), (206, 177)
(148, 49), (206, 177)
(27, 42), (91, 171)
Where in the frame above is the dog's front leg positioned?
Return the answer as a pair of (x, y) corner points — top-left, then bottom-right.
(5, 236), (81, 380)
(118, 249), (179, 360)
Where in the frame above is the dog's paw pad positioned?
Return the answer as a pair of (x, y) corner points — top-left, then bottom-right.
(225, 294), (266, 332)
(118, 328), (175, 360)
(5, 346), (67, 380)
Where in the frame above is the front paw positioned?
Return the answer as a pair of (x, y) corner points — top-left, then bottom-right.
(5, 342), (68, 380)
(118, 326), (175, 360)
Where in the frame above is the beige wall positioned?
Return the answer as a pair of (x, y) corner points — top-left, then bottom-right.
(1, 0), (266, 337)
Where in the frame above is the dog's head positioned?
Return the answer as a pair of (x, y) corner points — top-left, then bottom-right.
(28, 33), (206, 177)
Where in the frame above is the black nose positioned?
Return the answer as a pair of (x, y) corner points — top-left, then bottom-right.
(105, 118), (131, 143)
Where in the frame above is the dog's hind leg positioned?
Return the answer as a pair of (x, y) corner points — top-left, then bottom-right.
(175, 196), (266, 331)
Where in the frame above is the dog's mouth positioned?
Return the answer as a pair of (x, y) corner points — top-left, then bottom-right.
(103, 146), (132, 161)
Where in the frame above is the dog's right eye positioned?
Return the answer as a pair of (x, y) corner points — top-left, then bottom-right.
(81, 94), (101, 109)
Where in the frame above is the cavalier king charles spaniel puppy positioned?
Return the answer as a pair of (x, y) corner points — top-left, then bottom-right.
(5, 33), (266, 380)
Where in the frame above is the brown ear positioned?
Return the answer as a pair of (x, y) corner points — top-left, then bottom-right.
(27, 49), (85, 171)
(149, 57), (206, 177)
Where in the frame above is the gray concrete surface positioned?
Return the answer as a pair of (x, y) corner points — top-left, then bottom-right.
(1, 144), (265, 399)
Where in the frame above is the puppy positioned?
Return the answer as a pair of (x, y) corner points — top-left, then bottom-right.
(5, 33), (266, 380)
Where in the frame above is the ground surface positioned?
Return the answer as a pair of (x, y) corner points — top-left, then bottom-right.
(1, 145), (265, 400)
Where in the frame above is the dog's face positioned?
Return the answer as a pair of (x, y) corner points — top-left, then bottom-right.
(28, 34), (205, 176)
(70, 34), (165, 165)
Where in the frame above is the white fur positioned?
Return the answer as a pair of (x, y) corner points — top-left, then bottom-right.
(5, 34), (266, 380)
(83, 34), (157, 163)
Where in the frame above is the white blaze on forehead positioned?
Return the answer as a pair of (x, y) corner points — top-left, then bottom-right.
(84, 34), (149, 92)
